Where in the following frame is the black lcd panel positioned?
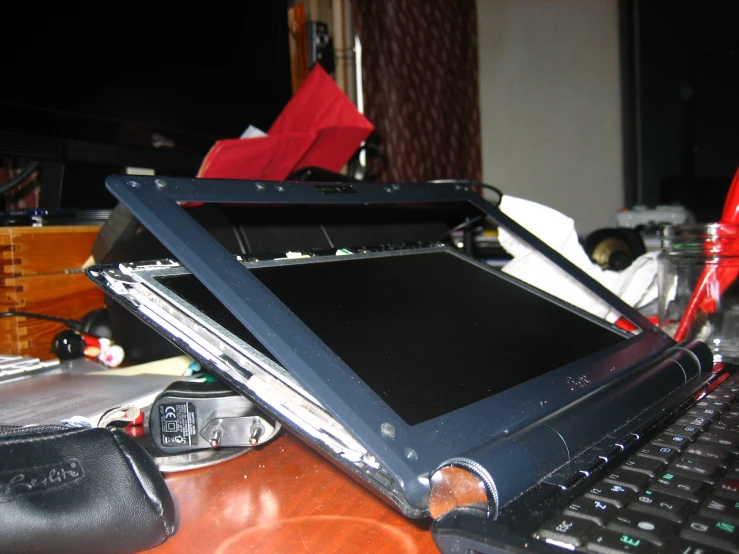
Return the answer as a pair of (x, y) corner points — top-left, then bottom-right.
(158, 250), (625, 425)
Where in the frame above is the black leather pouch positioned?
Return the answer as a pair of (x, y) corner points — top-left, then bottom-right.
(0, 424), (176, 554)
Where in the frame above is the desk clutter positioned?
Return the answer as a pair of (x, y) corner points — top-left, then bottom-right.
(4, 172), (739, 554)
(81, 174), (733, 554)
(0, 78), (735, 552)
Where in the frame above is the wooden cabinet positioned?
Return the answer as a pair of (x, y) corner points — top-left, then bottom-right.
(0, 226), (104, 359)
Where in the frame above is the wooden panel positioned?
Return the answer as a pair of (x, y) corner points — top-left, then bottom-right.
(0, 226), (104, 358)
(288, 3), (309, 94)
(0, 225), (99, 276)
(0, 273), (104, 359)
(142, 432), (438, 554)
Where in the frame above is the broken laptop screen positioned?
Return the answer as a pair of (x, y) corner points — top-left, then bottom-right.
(155, 248), (626, 426)
(93, 175), (687, 517)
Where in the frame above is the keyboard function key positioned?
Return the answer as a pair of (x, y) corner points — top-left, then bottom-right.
(651, 433), (691, 451)
(684, 444), (735, 468)
(696, 400), (731, 412)
(637, 444), (680, 463)
(603, 470), (650, 493)
(678, 416), (714, 430)
(535, 515), (597, 548)
(721, 410), (739, 421)
(699, 433), (739, 454)
(666, 424), (704, 441)
(706, 392), (737, 402)
(621, 455), (665, 479)
(708, 419), (739, 433)
(686, 408), (722, 421)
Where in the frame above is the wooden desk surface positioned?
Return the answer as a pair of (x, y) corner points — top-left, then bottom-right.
(143, 432), (438, 554)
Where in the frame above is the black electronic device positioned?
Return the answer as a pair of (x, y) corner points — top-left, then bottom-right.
(149, 381), (279, 455)
(0, 2), (292, 210)
(86, 175), (729, 554)
(306, 21), (335, 74)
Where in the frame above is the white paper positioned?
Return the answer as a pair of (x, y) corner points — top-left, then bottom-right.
(498, 195), (660, 322)
(240, 125), (267, 139)
(0, 373), (183, 425)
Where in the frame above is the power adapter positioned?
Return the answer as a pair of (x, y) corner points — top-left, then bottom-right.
(149, 380), (279, 454)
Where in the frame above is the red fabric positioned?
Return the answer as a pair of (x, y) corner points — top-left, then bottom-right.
(197, 134), (315, 180)
(197, 65), (373, 180)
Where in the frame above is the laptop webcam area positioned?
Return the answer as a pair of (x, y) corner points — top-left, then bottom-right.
(86, 175), (724, 553)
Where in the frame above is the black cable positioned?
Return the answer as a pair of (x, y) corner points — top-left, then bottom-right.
(0, 311), (82, 332)
(0, 160), (40, 196)
(426, 178), (503, 205)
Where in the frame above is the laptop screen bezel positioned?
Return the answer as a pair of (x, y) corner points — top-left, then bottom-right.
(102, 175), (676, 513)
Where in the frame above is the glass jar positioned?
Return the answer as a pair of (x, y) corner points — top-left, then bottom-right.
(658, 223), (739, 361)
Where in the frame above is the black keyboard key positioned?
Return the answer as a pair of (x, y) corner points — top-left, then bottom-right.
(586, 529), (661, 553)
(715, 479), (739, 502)
(637, 444), (680, 463)
(680, 515), (739, 553)
(563, 497), (619, 526)
(710, 421), (739, 437)
(586, 483), (634, 508)
(621, 455), (665, 479)
(650, 473), (712, 503)
(707, 392), (738, 402)
(629, 489), (695, 524)
(722, 410), (739, 421)
(652, 433), (692, 451)
(700, 495), (739, 526)
(666, 424), (705, 441)
(700, 433), (739, 454)
(603, 470), (650, 493)
(669, 458), (724, 485)
(684, 444), (735, 467)
(605, 508), (678, 546)
(678, 416), (714, 430)
(536, 514), (597, 548)
(687, 408), (722, 421)
(668, 537), (734, 553)
(696, 400), (731, 412)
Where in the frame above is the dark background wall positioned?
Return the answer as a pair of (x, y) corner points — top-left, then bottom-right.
(631, 0), (739, 222)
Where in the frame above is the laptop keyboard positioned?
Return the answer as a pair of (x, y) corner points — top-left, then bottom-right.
(535, 372), (739, 553)
(0, 355), (60, 383)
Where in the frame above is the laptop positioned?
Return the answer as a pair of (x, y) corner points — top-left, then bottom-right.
(87, 174), (736, 554)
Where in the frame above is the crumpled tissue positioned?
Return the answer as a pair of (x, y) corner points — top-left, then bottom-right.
(498, 195), (659, 323)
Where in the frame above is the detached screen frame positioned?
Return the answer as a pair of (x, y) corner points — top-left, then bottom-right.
(104, 175), (675, 512)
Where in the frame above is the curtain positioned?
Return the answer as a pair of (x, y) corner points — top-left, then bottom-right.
(351, 0), (482, 183)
